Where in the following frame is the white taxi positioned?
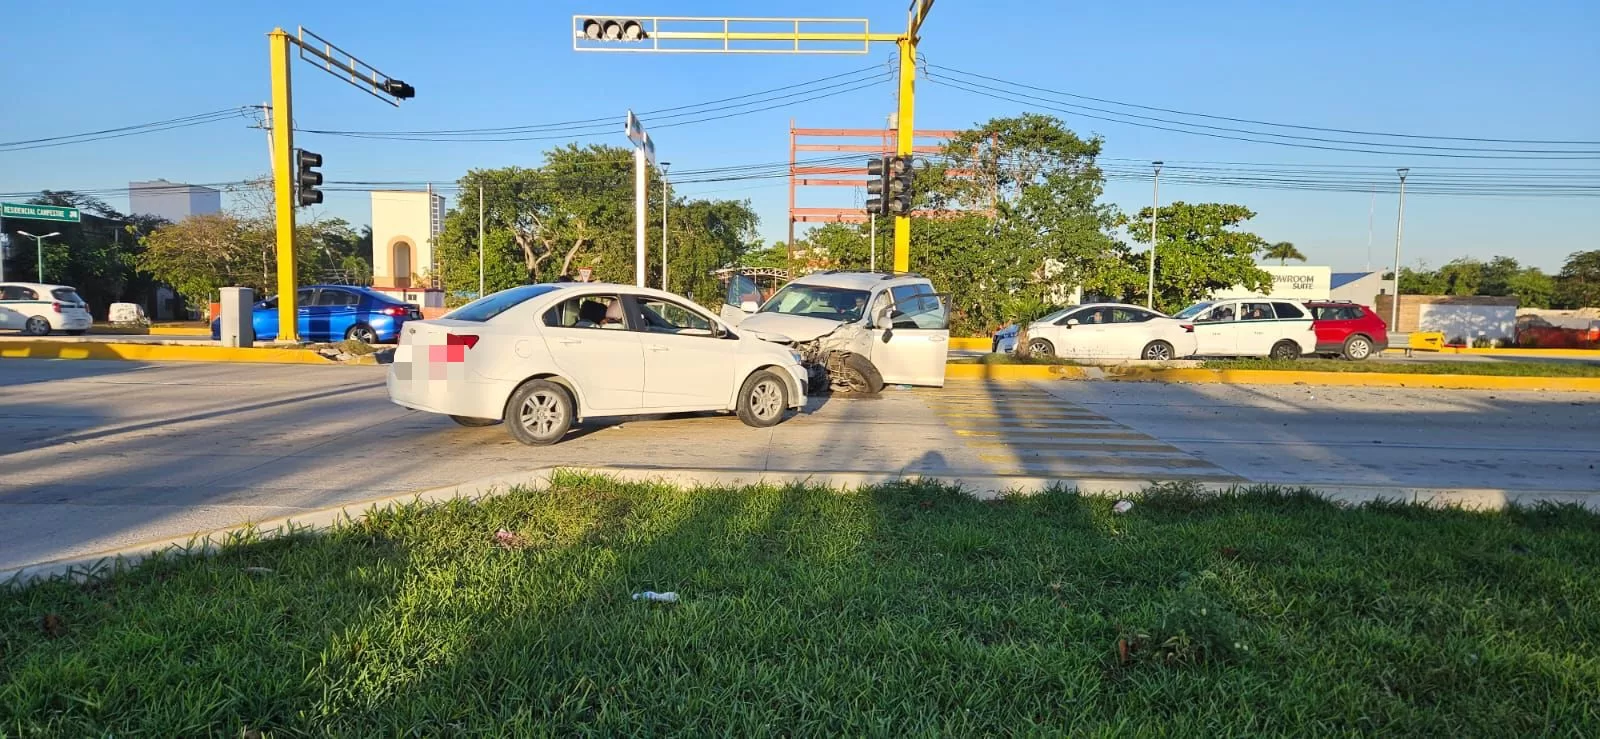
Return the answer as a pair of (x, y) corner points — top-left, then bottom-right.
(0, 282), (93, 336)
(388, 283), (808, 445)
(1173, 298), (1318, 360)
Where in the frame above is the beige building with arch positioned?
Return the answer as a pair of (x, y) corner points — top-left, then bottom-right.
(370, 190), (445, 310)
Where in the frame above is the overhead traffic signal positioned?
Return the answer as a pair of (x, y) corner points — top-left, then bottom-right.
(296, 149), (324, 207)
(581, 17), (649, 41)
(887, 155), (915, 214)
(864, 155), (890, 215)
(382, 79), (416, 99)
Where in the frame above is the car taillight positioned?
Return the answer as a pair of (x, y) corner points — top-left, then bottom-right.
(51, 302), (63, 314)
(446, 333), (479, 350)
(1180, 324), (1194, 333)
(380, 306), (406, 317)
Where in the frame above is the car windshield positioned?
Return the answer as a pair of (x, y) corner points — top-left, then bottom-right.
(446, 285), (561, 322)
(758, 284), (870, 322)
(1173, 302), (1214, 320)
(1032, 307), (1074, 325)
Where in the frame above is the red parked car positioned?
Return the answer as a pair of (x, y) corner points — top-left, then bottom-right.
(1304, 301), (1388, 360)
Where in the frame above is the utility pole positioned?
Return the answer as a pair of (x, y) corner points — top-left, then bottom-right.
(265, 26), (414, 342)
(1391, 167), (1410, 329)
(660, 162), (671, 291)
(572, 3), (934, 272)
(870, 212), (877, 272)
(1147, 161), (1162, 309)
(477, 183), (485, 297)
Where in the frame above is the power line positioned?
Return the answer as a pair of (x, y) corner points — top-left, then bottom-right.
(927, 64), (1600, 147)
(0, 108), (252, 152)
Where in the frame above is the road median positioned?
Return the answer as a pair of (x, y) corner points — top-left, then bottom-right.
(945, 359), (1600, 391)
(0, 340), (333, 365)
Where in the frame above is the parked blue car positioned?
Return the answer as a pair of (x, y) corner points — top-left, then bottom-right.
(210, 285), (421, 343)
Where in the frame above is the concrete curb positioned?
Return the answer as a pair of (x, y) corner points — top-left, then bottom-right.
(944, 361), (1600, 391)
(0, 340), (334, 364)
(149, 327), (212, 336)
(6, 465), (1597, 587)
(1439, 347), (1600, 358)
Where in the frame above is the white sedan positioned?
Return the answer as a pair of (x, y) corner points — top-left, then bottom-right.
(0, 282), (93, 335)
(1019, 303), (1197, 360)
(388, 283), (809, 445)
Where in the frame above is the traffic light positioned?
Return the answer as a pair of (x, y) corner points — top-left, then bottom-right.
(382, 79), (416, 99)
(887, 155), (915, 214)
(581, 17), (649, 41)
(296, 149), (324, 207)
(864, 155), (890, 215)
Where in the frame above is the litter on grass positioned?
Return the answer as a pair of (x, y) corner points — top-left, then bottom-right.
(1112, 500), (1134, 514)
(633, 591), (680, 603)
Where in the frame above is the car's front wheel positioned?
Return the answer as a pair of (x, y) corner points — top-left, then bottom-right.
(834, 353), (885, 394)
(1342, 335), (1374, 361)
(1028, 338), (1056, 358)
(23, 316), (50, 336)
(737, 369), (790, 428)
(504, 380), (574, 446)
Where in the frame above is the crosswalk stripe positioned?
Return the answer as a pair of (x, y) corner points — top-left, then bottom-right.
(962, 440), (1180, 453)
(953, 428), (1154, 440)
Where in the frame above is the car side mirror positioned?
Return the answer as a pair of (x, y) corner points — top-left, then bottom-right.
(739, 300), (759, 313)
(1066, 319), (1080, 328)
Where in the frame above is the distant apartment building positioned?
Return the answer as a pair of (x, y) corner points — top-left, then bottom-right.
(128, 180), (222, 223)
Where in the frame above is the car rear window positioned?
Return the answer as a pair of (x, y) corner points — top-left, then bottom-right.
(51, 288), (84, 305)
(1272, 302), (1305, 319)
(446, 285), (560, 322)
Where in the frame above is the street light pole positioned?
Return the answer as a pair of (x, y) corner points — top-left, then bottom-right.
(660, 162), (671, 291)
(1147, 161), (1162, 309)
(1391, 167), (1410, 329)
(16, 230), (60, 283)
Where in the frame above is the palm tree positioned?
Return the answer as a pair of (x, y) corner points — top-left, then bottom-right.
(1264, 241), (1307, 266)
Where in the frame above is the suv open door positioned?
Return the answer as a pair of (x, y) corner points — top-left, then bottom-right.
(867, 286), (949, 387)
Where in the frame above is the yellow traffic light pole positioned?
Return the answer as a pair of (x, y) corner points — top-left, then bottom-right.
(265, 26), (414, 342)
(268, 29), (299, 341)
(574, 1), (934, 273)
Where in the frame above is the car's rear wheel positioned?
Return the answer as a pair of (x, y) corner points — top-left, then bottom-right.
(504, 380), (574, 446)
(834, 353), (884, 394)
(450, 415), (499, 427)
(1141, 340), (1175, 361)
(23, 316), (50, 336)
(345, 323), (379, 344)
(737, 369), (790, 428)
(1342, 335), (1374, 361)
(1270, 341), (1302, 361)
(1028, 338), (1056, 358)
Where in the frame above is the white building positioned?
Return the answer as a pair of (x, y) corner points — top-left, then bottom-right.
(370, 190), (446, 309)
(128, 180), (221, 223)
(1214, 266), (1332, 301)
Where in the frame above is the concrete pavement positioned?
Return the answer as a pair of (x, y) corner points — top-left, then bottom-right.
(2, 359), (1598, 572)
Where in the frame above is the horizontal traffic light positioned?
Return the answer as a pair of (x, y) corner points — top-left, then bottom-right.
(382, 79), (416, 99)
(581, 17), (649, 41)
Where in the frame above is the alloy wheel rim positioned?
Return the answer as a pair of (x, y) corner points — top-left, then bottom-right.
(520, 391), (563, 436)
(1147, 344), (1171, 360)
(751, 380), (783, 420)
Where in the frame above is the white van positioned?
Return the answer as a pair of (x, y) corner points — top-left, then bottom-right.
(723, 271), (950, 392)
(1173, 298), (1317, 360)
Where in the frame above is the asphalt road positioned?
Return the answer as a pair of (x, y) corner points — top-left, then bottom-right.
(2, 359), (1597, 572)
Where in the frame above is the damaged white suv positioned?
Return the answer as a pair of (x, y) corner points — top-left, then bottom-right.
(721, 271), (950, 393)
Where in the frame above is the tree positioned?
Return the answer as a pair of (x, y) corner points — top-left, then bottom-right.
(1263, 241), (1307, 265)
(137, 209), (354, 307)
(1555, 250), (1600, 309)
(1122, 202), (1271, 313)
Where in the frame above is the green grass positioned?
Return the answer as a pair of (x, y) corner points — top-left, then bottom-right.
(5, 475), (1600, 735)
(952, 352), (1079, 366)
(1204, 358), (1600, 377)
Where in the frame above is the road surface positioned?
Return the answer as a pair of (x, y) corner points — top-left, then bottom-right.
(2, 359), (1596, 571)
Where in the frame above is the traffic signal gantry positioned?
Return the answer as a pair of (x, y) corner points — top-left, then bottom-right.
(266, 26), (413, 342)
(571, 1), (936, 274)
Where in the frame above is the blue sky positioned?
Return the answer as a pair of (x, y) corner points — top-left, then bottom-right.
(2, 0), (1596, 272)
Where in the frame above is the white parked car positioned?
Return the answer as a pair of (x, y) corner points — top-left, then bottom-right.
(0, 282), (92, 336)
(387, 283), (808, 445)
(1019, 303), (1197, 360)
(723, 271), (950, 393)
(1173, 298), (1317, 360)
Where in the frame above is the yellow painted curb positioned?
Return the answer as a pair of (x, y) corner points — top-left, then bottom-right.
(949, 336), (993, 351)
(149, 327), (212, 336)
(0, 341), (332, 365)
(945, 363), (1089, 381)
(1440, 347), (1600, 359)
(1103, 367), (1600, 392)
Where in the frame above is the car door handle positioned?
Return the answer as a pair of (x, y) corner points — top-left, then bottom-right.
(647, 344), (669, 352)
(928, 335), (945, 342)
(557, 338), (582, 345)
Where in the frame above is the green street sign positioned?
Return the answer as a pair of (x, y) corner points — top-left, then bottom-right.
(1, 202), (81, 223)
